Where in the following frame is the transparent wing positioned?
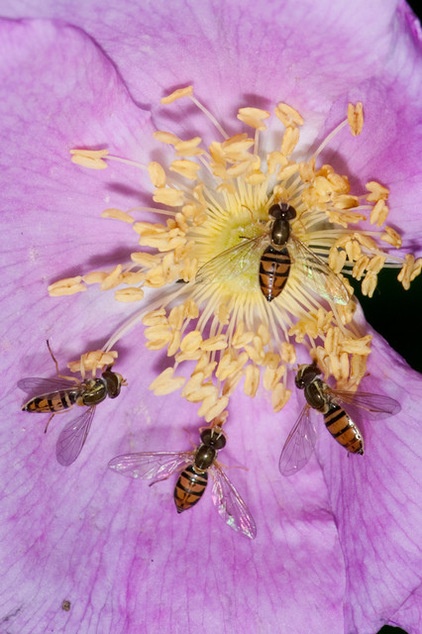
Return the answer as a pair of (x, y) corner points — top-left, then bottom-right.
(289, 237), (350, 305)
(329, 389), (401, 419)
(210, 465), (257, 539)
(108, 451), (193, 483)
(279, 405), (318, 476)
(55, 406), (96, 466)
(18, 377), (79, 394)
(195, 235), (267, 285)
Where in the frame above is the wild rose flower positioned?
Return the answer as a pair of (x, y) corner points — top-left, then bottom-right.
(1, 1), (422, 634)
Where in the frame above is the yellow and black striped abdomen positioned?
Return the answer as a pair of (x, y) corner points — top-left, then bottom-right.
(324, 403), (364, 454)
(259, 246), (291, 302)
(174, 465), (208, 513)
(22, 389), (79, 413)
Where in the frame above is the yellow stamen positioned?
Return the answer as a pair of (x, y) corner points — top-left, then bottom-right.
(101, 208), (134, 224)
(70, 149), (109, 169)
(150, 367), (186, 394)
(347, 102), (364, 136)
(114, 288), (145, 302)
(174, 138), (204, 157)
(83, 272), (108, 285)
(244, 364), (260, 397)
(237, 107), (271, 130)
(398, 254), (422, 290)
(170, 159), (201, 180)
(48, 276), (87, 296)
(161, 86), (194, 104)
(370, 200), (389, 226)
(153, 131), (181, 145)
(281, 126), (300, 156)
(100, 265), (123, 291)
(148, 162), (167, 187)
(381, 226), (402, 248)
(275, 103), (304, 127)
(366, 181), (389, 202)
(153, 187), (186, 207)
(67, 350), (118, 376)
(272, 384), (291, 412)
(197, 394), (229, 422)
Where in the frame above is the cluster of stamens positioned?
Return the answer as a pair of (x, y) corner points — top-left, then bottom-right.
(50, 86), (421, 420)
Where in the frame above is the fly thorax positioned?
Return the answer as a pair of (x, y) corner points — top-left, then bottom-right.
(81, 378), (108, 406)
(270, 218), (290, 248)
(194, 445), (217, 471)
(305, 379), (328, 412)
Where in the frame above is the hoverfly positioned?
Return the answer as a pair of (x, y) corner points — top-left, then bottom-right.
(279, 362), (401, 476)
(19, 344), (126, 466)
(108, 425), (257, 539)
(196, 202), (350, 304)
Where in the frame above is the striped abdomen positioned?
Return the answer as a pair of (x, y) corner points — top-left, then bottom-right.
(174, 465), (208, 513)
(259, 246), (291, 302)
(22, 389), (80, 413)
(324, 403), (364, 454)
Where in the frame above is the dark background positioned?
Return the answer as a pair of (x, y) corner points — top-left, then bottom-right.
(353, 267), (421, 374)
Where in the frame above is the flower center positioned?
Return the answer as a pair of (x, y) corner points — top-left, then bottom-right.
(50, 86), (421, 420)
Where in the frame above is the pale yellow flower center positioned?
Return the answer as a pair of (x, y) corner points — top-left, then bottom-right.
(51, 86), (421, 420)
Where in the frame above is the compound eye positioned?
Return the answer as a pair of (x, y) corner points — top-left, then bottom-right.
(212, 431), (226, 450)
(103, 370), (122, 398)
(268, 203), (282, 219)
(200, 428), (212, 444)
(284, 204), (297, 220)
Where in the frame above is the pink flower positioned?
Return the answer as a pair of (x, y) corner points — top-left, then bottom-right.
(1, 2), (421, 633)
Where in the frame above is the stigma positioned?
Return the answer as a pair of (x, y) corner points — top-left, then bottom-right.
(50, 86), (421, 419)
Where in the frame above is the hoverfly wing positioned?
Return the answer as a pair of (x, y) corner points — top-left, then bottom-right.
(289, 238), (350, 305)
(18, 377), (78, 395)
(56, 406), (96, 466)
(330, 389), (401, 419)
(108, 451), (192, 484)
(195, 235), (265, 285)
(210, 465), (257, 539)
(279, 405), (318, 476)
